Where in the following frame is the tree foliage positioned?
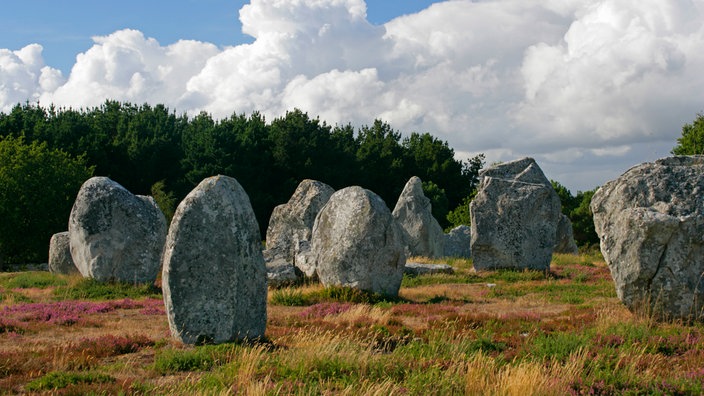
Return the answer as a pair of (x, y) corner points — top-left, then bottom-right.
(0, 102), (482, 253)
(551, 180), (599, 248)
(0, 136), (94, 266)
(672, 113), (704, 155)
(445, 153), (485, 229)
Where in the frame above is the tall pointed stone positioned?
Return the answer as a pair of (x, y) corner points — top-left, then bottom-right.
(162, 175), (267, 344)
(392, 176), (445, 258)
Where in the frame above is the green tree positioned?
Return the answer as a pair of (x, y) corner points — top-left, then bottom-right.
(0, 136), (94, 266)
(180, 111), (275, 235)
(150, 180), (177, 223)
(571, 189), (599, 248)
(355, 120), (405, 206)
(672, 113), (704, 155)
(551, 180), (578, 216)
(421, 180), (448, 226)
(445, 154), (485, 229)
(445, 194), (474, 229)
(402, 133), (467, 205)
(549, 180), (599, 248)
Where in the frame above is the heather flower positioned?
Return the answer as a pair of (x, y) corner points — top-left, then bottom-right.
(299, 302), (353, 319)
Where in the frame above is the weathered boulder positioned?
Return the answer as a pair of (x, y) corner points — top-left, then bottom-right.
(265, 257), (301, 288)
(404, 262), (455, 276)
(554, 214), (579, 255)
(392, 176), (445, 258)
(48, 231), (79, 275)
(470, 158), (561, 271)
(68, 177), (167, 283)
(443, 225), (471, 258)
(162, 175), (267, 344)
(311, 186), (406, 296)
(591, 156), (704, 321)
(264, 179), (334, 277)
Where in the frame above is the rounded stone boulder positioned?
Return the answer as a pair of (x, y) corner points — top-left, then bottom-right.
(591, 156), (704, 321)
(311, 186), (406, 297)
(162, 175), (267, 344)
(68, 177), (167, 283)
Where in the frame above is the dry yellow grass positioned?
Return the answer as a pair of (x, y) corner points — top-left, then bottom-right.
(465, 349), (586, 396)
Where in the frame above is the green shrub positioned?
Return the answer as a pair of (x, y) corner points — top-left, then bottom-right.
(0, 136), (93, 265)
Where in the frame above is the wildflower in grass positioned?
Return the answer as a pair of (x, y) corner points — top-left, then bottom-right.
(1, 298), (162, 326)
(497, 311), (542, 322)
(299, 302), (353, 319)
(109, 298), (140, 309)
(0, 317), (25, 333)
(79, 334), (154, 357)
(137, 298), (165, 315)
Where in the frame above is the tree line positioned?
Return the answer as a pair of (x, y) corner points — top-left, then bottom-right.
(5, 100), (696, 266)
(0, 101), (483, 265)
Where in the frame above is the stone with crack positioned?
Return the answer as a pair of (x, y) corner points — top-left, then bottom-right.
(470, 157), (561, 271)
(591, 156), (704, 321)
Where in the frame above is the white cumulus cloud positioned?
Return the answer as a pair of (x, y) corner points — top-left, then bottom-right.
(1, 0), (703, 192)
(1, 44), (64, 112)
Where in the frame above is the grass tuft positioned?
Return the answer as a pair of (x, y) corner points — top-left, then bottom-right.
(152, 344), (238, 374)
(271, 287), (311, 306)
(54, 278), (161, 300)
(25, 371), (115, 391)
(0, 271), (68, 289)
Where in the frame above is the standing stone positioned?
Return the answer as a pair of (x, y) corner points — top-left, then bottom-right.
(311, 186), (406, 297)
(48, 232), (79, 275)
(264, 179), (334, 277)
(470, 158), (561, 271)
(392, 176), (445, 258)
(162, 175), (267, 344)
(68, 177), (166, 283)
(443, 225), (472, 259)
(591, 156), (704, 321)
(554, 214), (579, 255)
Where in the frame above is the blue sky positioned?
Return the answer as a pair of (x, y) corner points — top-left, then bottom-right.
(1, 0), (444, 74)
(1, 0), (703, 192)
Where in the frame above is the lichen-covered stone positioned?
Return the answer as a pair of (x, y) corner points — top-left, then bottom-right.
(404, 262), (454, 276)
(68, 177), (166, 283)
(48, 231), (79, 275)
(265, 257), (301, 288)
(591, 156), (704, 321)
(264, 179), (334, 277)
(443, 225), (471, 258)
(392, 176), (444, 258)
(311, 186), (405, 297)
(470, 158), (560, 271)
(554, 214), (579, 255)
(162, 175), (267, 344)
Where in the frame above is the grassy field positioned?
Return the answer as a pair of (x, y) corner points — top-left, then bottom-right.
(2, 252), (704, 395)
